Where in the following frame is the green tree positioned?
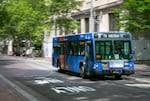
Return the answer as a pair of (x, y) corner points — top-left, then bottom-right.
(0, 0), (81, 54)
(114, 0), (150, 33)
(0, 0), (44, 52)
(48, 0), (81, 33)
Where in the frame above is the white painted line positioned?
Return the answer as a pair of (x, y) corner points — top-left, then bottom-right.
(32, 78), (64, 85)
(130, 77), (150, 83)
(0, 74), (39, 101)
(135, 78), (150, 83)
(51, 86), (96, 94)
(125, 84), (150, 88)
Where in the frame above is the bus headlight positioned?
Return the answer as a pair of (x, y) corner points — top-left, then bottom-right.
(129, 64), (133, 67)
(93, 64), (98, 69)
(124, 63), (133, 68)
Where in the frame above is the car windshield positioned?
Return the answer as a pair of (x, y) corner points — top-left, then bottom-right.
(95, 40), (131, 60)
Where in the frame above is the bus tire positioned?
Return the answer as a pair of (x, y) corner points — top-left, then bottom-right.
(115, 75), (122, 80)
(57, 60), (63, 72)
(80, 65), (86, 78)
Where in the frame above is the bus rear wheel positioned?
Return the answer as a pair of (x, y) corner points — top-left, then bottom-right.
(57, 62), (63, 72)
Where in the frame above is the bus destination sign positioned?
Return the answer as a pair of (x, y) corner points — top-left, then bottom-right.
(94, 33), (130, 39)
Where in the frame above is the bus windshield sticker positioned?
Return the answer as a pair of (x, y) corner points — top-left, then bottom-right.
(114, 54), (119, 60)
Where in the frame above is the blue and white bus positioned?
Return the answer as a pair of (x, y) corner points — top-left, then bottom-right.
(52, 32), (134, 79)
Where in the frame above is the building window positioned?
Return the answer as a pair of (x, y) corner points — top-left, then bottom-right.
(85, 18), (89, 33)
(77, 19), (81, 34)
(109, 13), (118, 31)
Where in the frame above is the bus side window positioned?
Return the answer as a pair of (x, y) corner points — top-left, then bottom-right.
(73, 41), (78, 56)
(66, 41), (73, 55)
(70, 41), (74, 55)
(79, 47), (85, 55)
(78, 41), (85, 56)
(53, 42), (61, 54)
(66, 41), (70, 55)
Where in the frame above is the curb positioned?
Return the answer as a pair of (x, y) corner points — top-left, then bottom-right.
(0, 74), (40, 101)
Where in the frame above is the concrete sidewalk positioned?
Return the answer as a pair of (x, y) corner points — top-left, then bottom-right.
(0, 85), (25, 101)
(0, 77), (27, 101)
(0, 73), (41, 101)
(0, 55), (45, 101)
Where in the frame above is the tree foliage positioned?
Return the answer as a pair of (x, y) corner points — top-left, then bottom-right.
(114, 0), (150, 33)
(0, 0), (81, 47)
(49, 0), (81, 33)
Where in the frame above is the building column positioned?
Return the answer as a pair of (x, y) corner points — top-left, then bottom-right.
(81, 18), (86, 33)
(99, 13), (109, 32)
(7, 40), (13, 55)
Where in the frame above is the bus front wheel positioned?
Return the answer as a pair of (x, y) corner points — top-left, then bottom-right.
(114, 75), (122, 80)
(80, 66), (86, 78)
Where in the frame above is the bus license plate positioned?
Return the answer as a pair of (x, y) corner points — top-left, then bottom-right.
(110, 62), (124, 68)
(112, 71), (119, 74)
(112, 70), (122, 74)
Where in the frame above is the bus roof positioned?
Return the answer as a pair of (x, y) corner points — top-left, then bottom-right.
(53, 32), (131, 42)
(53, 32), (93, 42)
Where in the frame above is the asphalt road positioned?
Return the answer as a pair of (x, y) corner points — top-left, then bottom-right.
(0, 56), (150, 101)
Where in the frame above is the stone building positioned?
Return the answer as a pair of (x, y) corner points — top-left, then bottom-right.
(72, 0), (123, 33)
(53, 0), (123, 35)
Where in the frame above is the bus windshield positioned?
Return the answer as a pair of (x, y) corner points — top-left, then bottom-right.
(95, 40), (131, 60)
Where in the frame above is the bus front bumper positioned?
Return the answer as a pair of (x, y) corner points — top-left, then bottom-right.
(91, 69), (134, 76)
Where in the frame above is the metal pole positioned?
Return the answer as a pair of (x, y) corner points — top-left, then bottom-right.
(90, 0), (95, 32)
(98, 11), (103, 32)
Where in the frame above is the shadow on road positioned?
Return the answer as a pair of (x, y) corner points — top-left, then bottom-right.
(57, 70), (124, 81)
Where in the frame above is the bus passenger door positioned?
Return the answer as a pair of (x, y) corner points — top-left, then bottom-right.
(60, 43), (66, 70)
(85, 40), (92, 73)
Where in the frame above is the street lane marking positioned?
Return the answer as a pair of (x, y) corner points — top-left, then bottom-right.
(125, 84), (150, 88)
(30, 77), (64, 84)
(128, 77), (150, 83)
(33, 79), (64, 84)
(134, 78), (150, 83)
(51, 86), (96, 94)
(0, 74), (40, 101)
